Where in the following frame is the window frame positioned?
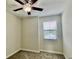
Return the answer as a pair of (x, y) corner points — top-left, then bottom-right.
(42, 20), (57, 40)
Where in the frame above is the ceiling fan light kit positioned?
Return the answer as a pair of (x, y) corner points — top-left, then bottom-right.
(23, 3), (32, 12)
(13, 0), (43, 15)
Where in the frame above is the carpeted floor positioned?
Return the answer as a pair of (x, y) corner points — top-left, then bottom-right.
(8, 51), (65, 59)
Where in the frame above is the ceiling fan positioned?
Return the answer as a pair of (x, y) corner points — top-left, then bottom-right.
(13, 0), (43, 15)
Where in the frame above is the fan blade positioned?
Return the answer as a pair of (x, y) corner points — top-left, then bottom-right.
(27, 12), (31, 15)
(14, 8), (23, 11)
(32, 7), (43, 11)
(31, 0), (38, 4)
(15, 0), (24, 5)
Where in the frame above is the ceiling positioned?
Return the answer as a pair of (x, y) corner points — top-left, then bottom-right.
(6, 0), (67, 17)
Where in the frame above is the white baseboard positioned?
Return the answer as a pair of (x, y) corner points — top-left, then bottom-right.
(21, 49), (40, 53)
(6, 48), (21, 58)
(40, 50), (63, 55)
(7, 49), (63, 58)
(21, 49), (63, 55)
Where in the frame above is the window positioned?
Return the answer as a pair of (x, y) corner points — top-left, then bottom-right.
(43, 21), (57, 39)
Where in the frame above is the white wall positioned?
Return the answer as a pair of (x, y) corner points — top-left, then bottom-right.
(22, 15), (63, 54)
(6, 12), (21, 57)
(22, 17), (39, 51)
(39, 15), (63, 53)
(6, 12), (64, 57)
(62, 0), (72, 59)
(6, 12), (63, 58)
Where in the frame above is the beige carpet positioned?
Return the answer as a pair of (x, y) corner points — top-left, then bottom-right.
(8, 51), (65, 59)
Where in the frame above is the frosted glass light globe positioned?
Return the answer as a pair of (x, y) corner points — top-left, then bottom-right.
(23, 3), (32, 12)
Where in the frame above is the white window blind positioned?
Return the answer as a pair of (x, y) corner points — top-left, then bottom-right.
(43, 21), (57, 39)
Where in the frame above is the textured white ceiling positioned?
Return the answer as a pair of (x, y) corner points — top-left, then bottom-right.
(6, 0), (67, 17)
